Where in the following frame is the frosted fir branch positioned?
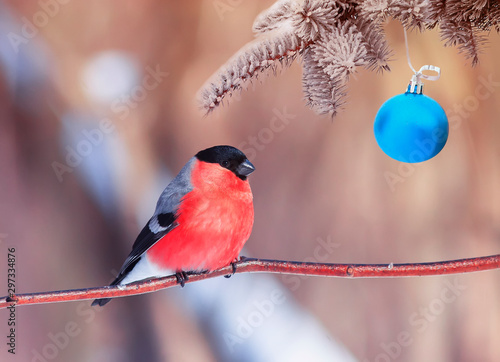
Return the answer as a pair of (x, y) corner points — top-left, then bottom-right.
(460, 0), (489, 23)
(253, 0), (295, 34)
(440, 18), (487, 66)
(389, 0), (431, 30)
(311, 22), (368, 80)
(290, 0), (340, 42)
(438, 0), (500, 32)
(302, 48), (347, 116)
(358, 0), (392, 22)
(444, 0), (493, 25)
(1, 254), (499, 309)
(425, 0), (447, 28)
(253, 0), (350, 37)
(486, 3), (500, 32)
(199, 0), (499, 116)
(353, 18), (392, 72)
(198, 23), (307, 113)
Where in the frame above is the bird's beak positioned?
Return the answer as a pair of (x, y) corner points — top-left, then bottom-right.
(236, 159), (255, 177)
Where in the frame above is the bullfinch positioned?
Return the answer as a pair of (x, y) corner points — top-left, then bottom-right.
(92, 145), (255, 306)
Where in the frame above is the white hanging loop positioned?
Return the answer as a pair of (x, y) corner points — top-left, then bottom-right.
(403, 27), (441, 94)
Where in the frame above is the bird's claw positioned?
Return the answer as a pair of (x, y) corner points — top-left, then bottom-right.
(175, 271), (189, 287)
(224, 259), (239, 278)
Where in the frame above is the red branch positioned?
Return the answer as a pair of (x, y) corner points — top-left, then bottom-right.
(1, 254), (499, 309)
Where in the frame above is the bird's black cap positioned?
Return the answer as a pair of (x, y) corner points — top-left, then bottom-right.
(196, 145), (255, 180)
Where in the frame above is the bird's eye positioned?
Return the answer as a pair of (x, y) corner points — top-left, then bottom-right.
(221, 160), (230, 168)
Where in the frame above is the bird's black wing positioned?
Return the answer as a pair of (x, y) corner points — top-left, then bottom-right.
(91, 213), (177, 307)
(93, 159), (194, 306)
(111, 212), (177, 286)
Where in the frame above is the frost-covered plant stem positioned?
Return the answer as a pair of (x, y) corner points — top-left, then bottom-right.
(198, 0), (497, 116)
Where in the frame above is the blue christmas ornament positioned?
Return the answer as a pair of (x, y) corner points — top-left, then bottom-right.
(374, 80), (448, 163)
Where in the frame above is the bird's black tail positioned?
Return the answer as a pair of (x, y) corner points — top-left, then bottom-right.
(91, 273), (127, 307)
(92, 251), (145, 307)
(91, 297), (112, 307)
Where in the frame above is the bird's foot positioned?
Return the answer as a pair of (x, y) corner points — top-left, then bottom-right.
(224, 258), (240, 279)
(175, 271), (189, 287)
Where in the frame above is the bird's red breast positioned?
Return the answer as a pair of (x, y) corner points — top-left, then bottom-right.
(146, 159), (254, 271)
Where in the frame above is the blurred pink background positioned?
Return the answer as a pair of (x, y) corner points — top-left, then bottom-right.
(0, 1), (499, 361)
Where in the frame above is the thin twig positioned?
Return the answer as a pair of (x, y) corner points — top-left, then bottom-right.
(1, 254), (499, 309)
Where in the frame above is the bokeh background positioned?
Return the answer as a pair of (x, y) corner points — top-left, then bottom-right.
(0, 1), (499, 361)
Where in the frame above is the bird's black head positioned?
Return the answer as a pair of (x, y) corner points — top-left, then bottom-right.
(195, 145), (255, 180)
